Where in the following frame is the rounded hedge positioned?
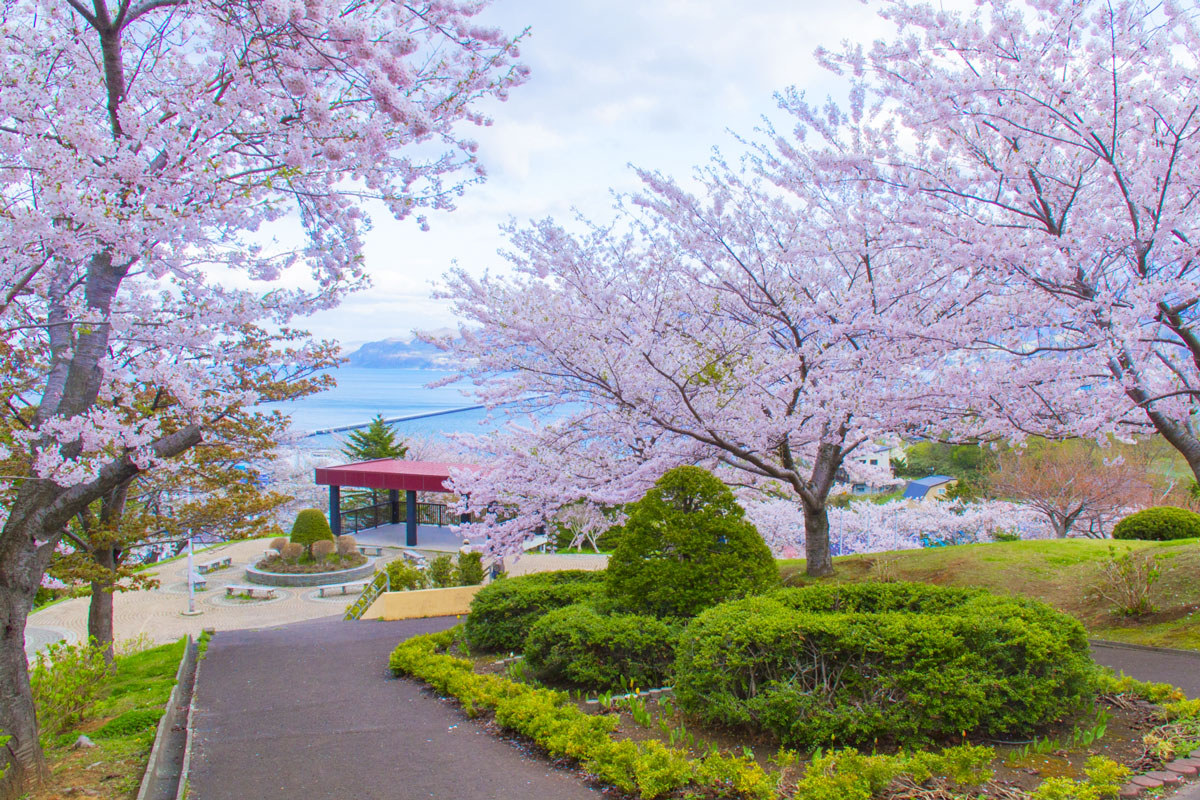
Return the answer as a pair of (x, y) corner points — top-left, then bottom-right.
(465, 570), (605, 653)
(290, 508), (334, 548)
(1112, 506), (1200, 541)
(605, 466), (777, 618)
(523, 604), (677, 692)
(673, 582), (1095, 748)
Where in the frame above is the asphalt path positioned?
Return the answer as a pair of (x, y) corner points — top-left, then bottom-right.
(186, 615), (1200, 799)
(1090, 640), (1200, 698)
(188, 615), (601, 800)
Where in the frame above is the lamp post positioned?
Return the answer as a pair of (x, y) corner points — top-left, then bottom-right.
(182, 490), (202, 617)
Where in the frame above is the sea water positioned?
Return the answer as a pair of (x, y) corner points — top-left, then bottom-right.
(267, 367), (489, 442)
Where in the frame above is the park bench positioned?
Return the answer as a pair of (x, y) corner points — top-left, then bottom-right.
(522, 535), (551, 553)
(357, 544), (384, 557)
(401, 549), (427, 567)
(262, 548), (280, 559)
(317, 581), (368, 598)
(197, 556), (232, 574)
(224, 584), (277, 599)
(189, 572), (207, 590)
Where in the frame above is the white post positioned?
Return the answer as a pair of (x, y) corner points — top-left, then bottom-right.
(182, 506), (202, 616)
(187, 537), (195, 614)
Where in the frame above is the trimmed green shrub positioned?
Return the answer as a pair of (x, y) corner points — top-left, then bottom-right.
(1112, 506), (1200, 541)
(456, 551), (485, 586)
(673, 583), (1095, 748)
(385, 558), (429, 591)
(465, 570), (605, 652)
(767, 581), (986, 614)
(791, 746), (993, 800)
(95, 708), (163, 739)
(524, 604), (677, 691)
(390, 627), (775, 800)
(290, 508), (334, 549)
(428, 554), (455, 588)
(605, 466), (777, 618)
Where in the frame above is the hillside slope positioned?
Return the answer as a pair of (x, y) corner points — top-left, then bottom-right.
(779, 538), (1200, 651)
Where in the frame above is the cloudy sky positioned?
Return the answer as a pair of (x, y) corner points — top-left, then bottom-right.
(305, 0), (905, 349)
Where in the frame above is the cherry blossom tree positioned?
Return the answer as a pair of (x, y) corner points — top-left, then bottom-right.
(552, 500), (620, 553)
(986, 439), (1156, 538)
(0, 0), (526, 790)
(820, 0), (1200, 478)
(437, 121), (960, 578)
(744, 495), (1051, 558)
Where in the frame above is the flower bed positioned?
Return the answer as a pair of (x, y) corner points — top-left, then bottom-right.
(245, 556), (375, 587)
(253, 552), (366, 574)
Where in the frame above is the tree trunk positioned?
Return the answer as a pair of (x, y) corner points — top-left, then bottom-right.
(87, 547), (117, 663)
(802, 503), (835, 578)
(0, 545), (49, 799)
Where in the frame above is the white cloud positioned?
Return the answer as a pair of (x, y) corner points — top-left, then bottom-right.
(295, 0), (970, 345)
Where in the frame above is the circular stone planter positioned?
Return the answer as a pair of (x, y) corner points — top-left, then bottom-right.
(244, 558), (377, 587)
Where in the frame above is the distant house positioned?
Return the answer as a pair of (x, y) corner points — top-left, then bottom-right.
(850, 444), (905, 472)
(902, 475), (958, 501)
(847, 444), (906, 494)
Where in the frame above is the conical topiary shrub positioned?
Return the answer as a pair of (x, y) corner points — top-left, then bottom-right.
(290, 508), (334, 554)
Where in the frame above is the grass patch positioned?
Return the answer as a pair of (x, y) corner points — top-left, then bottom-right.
(30, 637), (192, 800)
(778, 538), (1200, 651)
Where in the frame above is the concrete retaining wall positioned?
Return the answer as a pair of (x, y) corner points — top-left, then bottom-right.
(244, 558), (377, 587)
(136, 636), (197, 800)
(361, 585), (482, 620)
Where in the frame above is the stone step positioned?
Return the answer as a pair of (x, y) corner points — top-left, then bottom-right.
(1166, 760), (1199, 776)
(1144, 770), (1183, 785)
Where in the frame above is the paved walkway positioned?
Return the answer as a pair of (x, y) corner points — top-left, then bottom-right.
(25, 538), (607, 653)
(1090, 640), (1200, 698)
(189, 615), (602, 800)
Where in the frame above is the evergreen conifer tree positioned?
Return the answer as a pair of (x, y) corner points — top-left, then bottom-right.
(341, 415), (409, 461)
(340, 415), (409, 512)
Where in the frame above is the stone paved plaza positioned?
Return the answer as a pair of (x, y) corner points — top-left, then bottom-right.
(25, 537), (607, 654)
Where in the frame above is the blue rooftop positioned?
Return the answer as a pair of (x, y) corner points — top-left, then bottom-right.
(902, 475), (955, 500)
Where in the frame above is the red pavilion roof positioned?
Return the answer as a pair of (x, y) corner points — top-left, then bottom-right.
(313, 459), (478, 493)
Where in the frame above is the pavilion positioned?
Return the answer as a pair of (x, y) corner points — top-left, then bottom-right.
(313, 459), (477, 547)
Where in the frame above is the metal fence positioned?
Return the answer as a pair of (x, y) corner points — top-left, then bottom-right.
(340, 499), (449, 534)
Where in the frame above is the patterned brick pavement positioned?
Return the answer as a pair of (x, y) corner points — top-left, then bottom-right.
(26, 538), (607, 652)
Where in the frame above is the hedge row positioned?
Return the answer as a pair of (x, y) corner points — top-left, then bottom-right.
(673, 583), (1095, 747)
(389, 627), (775, 800)
(464, 570), (605, 652)
(524, 605), (678, 691)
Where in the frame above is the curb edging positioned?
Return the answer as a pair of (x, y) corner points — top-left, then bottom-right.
(135, 635), (198, 800)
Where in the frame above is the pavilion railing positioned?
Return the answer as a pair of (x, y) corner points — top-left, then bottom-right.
(340, 499), (449, 534)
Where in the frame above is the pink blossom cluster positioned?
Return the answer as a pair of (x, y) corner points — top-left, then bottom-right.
(434, 0), (1200, 564)
(745, 497), (1052, 558)
(0, 0), (526, 491)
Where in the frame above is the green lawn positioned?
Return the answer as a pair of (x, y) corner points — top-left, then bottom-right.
(778, 538), (1200, 651)
(32, 636), (200, 800)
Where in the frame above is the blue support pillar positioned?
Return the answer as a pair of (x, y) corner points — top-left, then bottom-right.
(330, 486), (341, 536)
(405, 490), (418, 547)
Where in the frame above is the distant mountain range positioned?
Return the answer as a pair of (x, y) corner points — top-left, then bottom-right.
(344, 330), (462, 369)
